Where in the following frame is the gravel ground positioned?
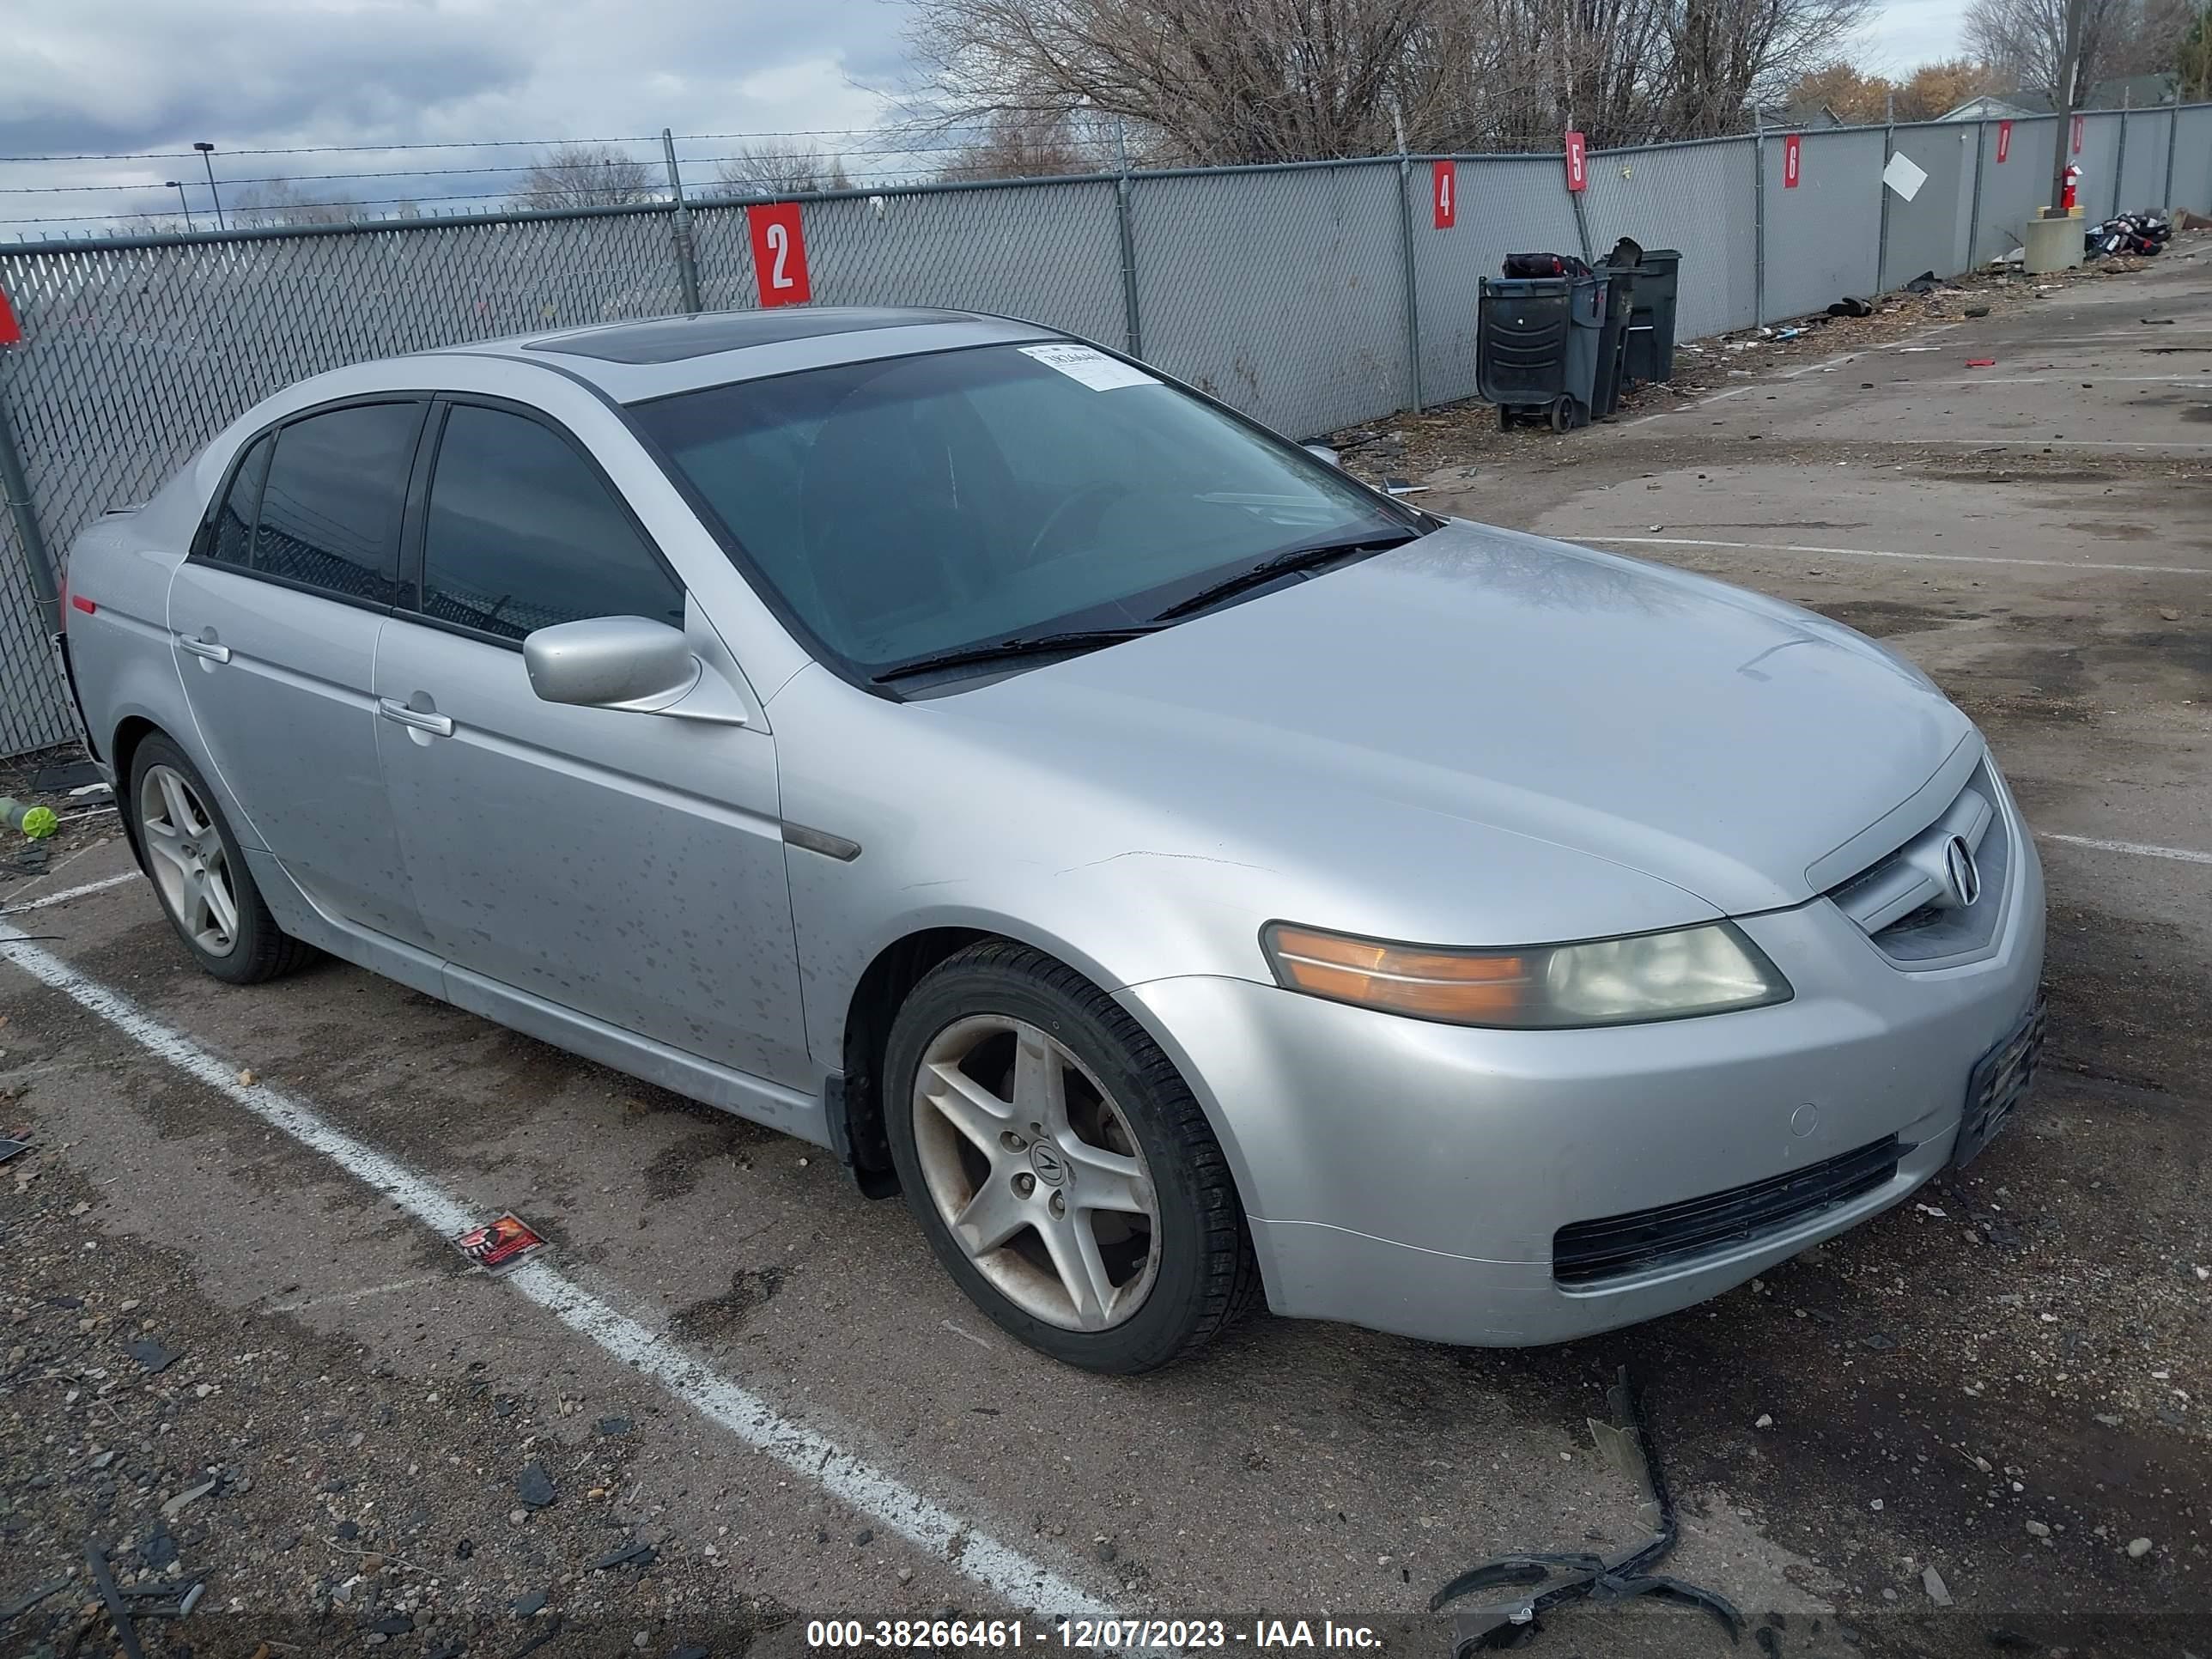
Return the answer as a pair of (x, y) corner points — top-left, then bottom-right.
(3, 1137), (800, 1658)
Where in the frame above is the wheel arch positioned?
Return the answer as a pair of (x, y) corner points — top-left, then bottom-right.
(830, 917), (1261, 1244)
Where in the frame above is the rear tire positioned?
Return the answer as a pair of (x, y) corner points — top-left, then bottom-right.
(883, 939), (1259, 1373)
(127, 734), (316, 985)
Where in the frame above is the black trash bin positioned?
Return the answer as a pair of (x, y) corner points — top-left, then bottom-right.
(1591, 264), (1637, 419)
(1620, 248), (1681, 386)
(1477, 270), (1607, 431)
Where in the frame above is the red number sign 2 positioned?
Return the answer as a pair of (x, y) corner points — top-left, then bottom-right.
(1432, 161), (1456, 229)
(1564, 131), (1588, 193)
(1783, 133), (1802, 188)
(747, 203), (811, 307)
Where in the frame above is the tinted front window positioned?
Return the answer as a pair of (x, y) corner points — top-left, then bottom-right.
(205, 433), (271, 566)
(630, 343), (1410, 672)
(419, 404), (684, 641)
(253, 402), (421, 604)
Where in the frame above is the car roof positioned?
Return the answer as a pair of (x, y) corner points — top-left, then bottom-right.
(428, 306), (1066, 403)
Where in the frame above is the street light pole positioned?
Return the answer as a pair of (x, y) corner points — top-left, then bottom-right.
(193, 142), (225, 229)
(165, 181), (194, 232)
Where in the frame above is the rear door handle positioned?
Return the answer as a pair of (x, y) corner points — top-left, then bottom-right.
(377, 697), (454, 738)
(177, 635), (230, 664)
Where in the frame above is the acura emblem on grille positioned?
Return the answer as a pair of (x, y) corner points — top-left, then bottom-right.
(1943, 835), (1982, 908)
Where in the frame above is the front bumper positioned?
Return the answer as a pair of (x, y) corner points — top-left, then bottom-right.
(1116, 823), (2045, 1346)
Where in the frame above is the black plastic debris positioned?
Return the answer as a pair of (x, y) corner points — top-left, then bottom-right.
(0, 1580), (67, 1626)
(128, 1338), (183, 1373)
(1827, 297), (1875, 318)
(596, 1415), (635, 1437)
(512, 1589), (549, 1618)
(509, 1615), (564, 1657)
(0, 1135), (29, 1165)
(1860, 1332), (1899, 1352)
(516, 1461), (556, 1509)
(85, 1542), (149, 1659)
(31, 758), (102, 793)
(592, 1540), (656, 1571)
(667, 1647), (711, 1659)
(1432, 1368), (1744, 1652)
(1904, 271), (1940, 295)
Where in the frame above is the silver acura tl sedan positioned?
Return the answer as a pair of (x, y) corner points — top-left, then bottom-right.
(61, 307), (2045, 1372)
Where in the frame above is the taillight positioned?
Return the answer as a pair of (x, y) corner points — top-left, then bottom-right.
(59, 571), (92, 625)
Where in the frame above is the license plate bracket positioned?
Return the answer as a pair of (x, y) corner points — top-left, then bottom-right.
(1954, 997), (2046, 1170)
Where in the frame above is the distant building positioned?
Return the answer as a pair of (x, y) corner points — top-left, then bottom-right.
(1940, 74), (2180, 123)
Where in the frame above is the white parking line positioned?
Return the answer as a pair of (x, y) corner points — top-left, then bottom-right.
(0, 918), (1114, 1620)
(2038, 832), (2212, 866)
(0, 870), (141, 914)
(1579, 534), (2211, 576)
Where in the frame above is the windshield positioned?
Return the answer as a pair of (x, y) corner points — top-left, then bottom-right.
(628, 342), (1415, 676)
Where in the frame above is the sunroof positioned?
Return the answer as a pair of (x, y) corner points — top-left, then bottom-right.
(521, 308), (979, 364)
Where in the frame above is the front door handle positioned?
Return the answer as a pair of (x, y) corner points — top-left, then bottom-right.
(177, 635), (231, 664)
(377, 697), (454, 738)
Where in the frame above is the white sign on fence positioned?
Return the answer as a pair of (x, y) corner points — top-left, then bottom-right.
(1882, 150), (1929, 203)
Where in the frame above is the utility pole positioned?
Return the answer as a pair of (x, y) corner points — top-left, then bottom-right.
(166, 181), (194, 231)
(2046, 0), (2087, 217)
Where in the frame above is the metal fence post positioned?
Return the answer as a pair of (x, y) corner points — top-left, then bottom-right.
(2166, 99), (2180, 208)
(660, 129), (703, 315)
(2113, 95), (2129, 214)
(0, 378), (59, 636)
(1113, 119), (1143, 360)
(1395, 153), (1423, 413)
(1966, 121), (1988, 267)
(1753, 118), (1768, 327)
(1877, 94), (1896, 295)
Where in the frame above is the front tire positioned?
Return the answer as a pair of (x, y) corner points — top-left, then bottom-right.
(127, 735), (315, 985)
(884, 940), (1258, 1372)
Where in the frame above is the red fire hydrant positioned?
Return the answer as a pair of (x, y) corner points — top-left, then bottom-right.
(2060, 162), (2081, 213)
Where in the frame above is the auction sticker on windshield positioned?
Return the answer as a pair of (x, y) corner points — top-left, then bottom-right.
(1018, 342), (1158, 390)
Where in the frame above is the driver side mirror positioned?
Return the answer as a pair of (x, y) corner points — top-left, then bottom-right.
(523, 616), (703, 714)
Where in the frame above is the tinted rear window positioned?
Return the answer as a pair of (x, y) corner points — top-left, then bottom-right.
(253, 402), (422, 605)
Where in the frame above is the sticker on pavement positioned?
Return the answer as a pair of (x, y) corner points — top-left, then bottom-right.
(1018, 342), (1156, 390)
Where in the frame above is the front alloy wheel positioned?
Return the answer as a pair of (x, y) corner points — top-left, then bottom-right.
(913, 1014), (1160, 1331)
(883, 940), (1258, 1372)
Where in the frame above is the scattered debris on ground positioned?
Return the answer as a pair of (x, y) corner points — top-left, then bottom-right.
(1432, 1369), (1743, 1651)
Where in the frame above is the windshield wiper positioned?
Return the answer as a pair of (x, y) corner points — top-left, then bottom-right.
(1151, 531), (1421, 622)
(871, 626), (1164, 683)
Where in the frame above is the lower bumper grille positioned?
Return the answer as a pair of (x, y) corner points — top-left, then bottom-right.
(1553, 1135), (1905, 1287)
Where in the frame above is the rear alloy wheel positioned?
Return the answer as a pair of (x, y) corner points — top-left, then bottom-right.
(139, 763), (240, 959)
(884, 941), (1258, 1372)
(127, 734), (316, 985)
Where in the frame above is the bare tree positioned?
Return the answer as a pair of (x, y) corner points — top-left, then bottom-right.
(938, 112), (1096, 178)
(714, 140), (853, 196)
(510, 143), (656, 210)
(1964, 0), (2117, 93)
(230, 180), (362, 227)
(907, 0), (1880, 161)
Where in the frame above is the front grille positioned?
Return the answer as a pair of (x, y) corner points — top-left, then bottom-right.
(1553, 1136), (1904, 1287)
(1825, 759), (2011, 969)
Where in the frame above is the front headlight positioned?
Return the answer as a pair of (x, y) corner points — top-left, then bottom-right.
(1261, 920), (1792, 1028)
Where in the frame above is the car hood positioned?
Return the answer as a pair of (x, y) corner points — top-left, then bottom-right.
(944, 520), (1972, 924)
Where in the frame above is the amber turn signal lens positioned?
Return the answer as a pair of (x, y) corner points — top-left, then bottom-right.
(1265, 925), (1532, 1019)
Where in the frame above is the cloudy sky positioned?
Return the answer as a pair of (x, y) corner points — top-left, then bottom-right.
(1, 0), (1966, 235)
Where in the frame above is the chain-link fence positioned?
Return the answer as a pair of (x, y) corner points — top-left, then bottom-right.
(6, 103), (2212, 755)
